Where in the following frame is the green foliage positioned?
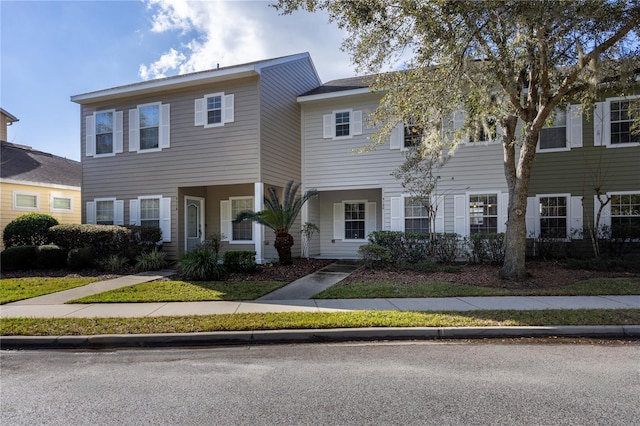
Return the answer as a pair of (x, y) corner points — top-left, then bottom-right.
(223, 250), (257, 273)
(3, 213), (59, 248)
(49, 224), (131, 258)
(0, 246), (37, 270)
(467, 233), (506, 265)
(67, 247), (94, 269)
(366, 231), (430, 265)
(434, 233), (462, 263)
(134, 249), (168, 272)
(97, 254), (130, 273)
(233, 180), (318, 265)
(178, 246), (227, 281)
(357, 243), (393, 268)
(399, 259), (440, 273)
(34, 244), (68, 269)
(201, 233), (223, 257)
(127, 225), (163, 258)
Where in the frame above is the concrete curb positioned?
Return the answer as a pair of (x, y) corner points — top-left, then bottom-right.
(2, 325), (639, 350)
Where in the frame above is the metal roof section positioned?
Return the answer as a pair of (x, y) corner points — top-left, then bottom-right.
(71, 52), (319, 104)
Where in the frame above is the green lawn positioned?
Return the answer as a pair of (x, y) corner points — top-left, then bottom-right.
(0, 277), (99, 304)
(313, 277), (640, 299)
(67, 280), (289, 303)
(2, 309), (639, 336)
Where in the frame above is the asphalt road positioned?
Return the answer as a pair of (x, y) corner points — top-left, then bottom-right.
(2, 340), (639, 425)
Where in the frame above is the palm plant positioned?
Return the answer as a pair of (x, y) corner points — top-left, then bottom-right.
(233, 181), (318, 265)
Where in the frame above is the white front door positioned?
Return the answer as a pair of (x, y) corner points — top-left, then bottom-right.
(185, 197), (205, 252)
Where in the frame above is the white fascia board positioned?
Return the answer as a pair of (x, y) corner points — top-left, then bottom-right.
(0, 178), (81, 191)
(71, 68), (258, 104)
(297, 87), (376, 103)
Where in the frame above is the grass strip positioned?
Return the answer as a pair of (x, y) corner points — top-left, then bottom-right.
(68, 280), (288, 303)
(2, 309), (639, 336)
(314, 277), (640, 299)
(1, 277), (99, 304)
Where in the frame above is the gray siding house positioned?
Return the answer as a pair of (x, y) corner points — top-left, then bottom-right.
(71, 53), (321, 261)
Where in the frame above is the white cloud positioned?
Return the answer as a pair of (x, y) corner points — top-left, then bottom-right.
(138, 0), (362, 82)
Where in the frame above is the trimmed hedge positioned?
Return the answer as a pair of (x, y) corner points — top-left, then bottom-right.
(223, 250), (257, 272)
(35, 244), (68, 269)
(3, 213), (59, 248)
(1, 245), (37, 270)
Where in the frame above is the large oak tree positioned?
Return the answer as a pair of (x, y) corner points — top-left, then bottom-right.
(276, 0), (640, 280)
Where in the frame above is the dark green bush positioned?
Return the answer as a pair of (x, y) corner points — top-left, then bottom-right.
(467, 233), (505, 265)
(402, 232), (430, 262)
(433, 233), (463, 263)
(67, 247), (94, 269)
(366, 231), (430, 264)
(35, 244), (68, 269)
(368, 231), (404, 259)
(178, 246), (227, 281)
(3, 213), (59, 248)
(97, 254), (130, 273)
(0, 245), (37, 270)
(357, 243), (393, 268)
(134, 249), (168, 272)
(127, 226), (163, 258)
(223, 250), (257, 272)
(50, 224), (131, 259)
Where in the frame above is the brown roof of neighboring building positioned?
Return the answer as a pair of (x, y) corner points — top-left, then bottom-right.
(0, 141), (81, 187)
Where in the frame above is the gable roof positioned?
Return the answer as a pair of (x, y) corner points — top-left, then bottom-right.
(0, 108), (19, 123)
(1, 141), (81, 188)
(71, 52), (320, 104)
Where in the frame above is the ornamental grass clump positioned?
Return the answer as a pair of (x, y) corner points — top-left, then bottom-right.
(178, 245), (227, 281)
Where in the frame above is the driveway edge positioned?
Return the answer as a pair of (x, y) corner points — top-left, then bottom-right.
(2, 325), (639, 350)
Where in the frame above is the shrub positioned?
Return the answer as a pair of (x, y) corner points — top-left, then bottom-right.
(67, 247), (94, 269)
(223, 250), (257, 272)
(0, 245), (37, 270)
(35, 244), (68, 269)
(366, 231), (430, 264)
(134, 249), (168, 272)
(201, 233), (223, 257)
(50, 224), (131, 259)
(433, 233), (463, 263)
(368, 231), (404, 259)
(358, 243), (393, 268)
(98, 254), (130, 273)
(3, 213), (59, 248)
(402, 232), (430, 262)
(399, 259), (440, 273)
(467, 233), (505, 264)
(178, 246), (227, 281)
(127, 225), (163, 258)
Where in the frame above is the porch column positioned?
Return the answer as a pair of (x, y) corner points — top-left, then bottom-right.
(254, 182), (264, 264)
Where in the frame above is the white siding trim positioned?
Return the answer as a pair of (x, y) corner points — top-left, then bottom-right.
(220, 199), (231, 242)
(570, 196), (583, 239)
(390, 197), (403, 231)
(499, 193), (509, 233)
(526, 197), (538, 238)
(352, 110), (363, 136)
(160, 103), (171, 148)
(86, 201), (96, 224)
(593, 101), (607, 147)
(129, 199), (139, 225)
(333, 203), (344, 240)
(114, 200), (124, 225)
(567, 104), (583, 148)
(85, 116), (95, 157)
(365, 202), (376, 239)
(223, 94), (234, 123)
(161, 197), (171, 242)
(453, 194), (467, 237)
(323, 114), (333, 139)
(12, 190), (39, 211)
(433, 195), (445, 233)
(194, 98), (205, 126)
(114, 111), (123, 154)
(390, 123), (403, 150)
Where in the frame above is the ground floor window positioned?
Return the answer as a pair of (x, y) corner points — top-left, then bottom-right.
(404, 197), (429, 234)
(13, 192), (39, 210)
(344, 202), (366, 240)
(469, 193), (498, 234)
(96, 200), (114, 225)
(539, 196), (567, 238)
(610, 193), (640, 238)
(51, 196), (72, 212)
(232, 197), (253, 241)
(140, 197), (160, 228)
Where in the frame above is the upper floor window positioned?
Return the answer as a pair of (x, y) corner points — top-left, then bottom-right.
(194, 93), (235, 128)
(323, 109), (363, 139)
(594, 96), (639, 148)
(13, 191), (39, 211)
(129, 103), (170, 153)
(469, 193), (498, 234)
(538, 105), (582, 152)
(404, 124), (422, 148)
(86, 110), (123, 157)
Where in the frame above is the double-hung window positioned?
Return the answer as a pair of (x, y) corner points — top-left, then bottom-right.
(344, 202), (366, 240)
(129, 103), (170, 153)
(96, 199), (115, 225)
(404, 124), (422, 148)
(539, 196), (567, 238)
(469, 194), (498, 234)
(129, 196), (171, 242)
(220, 197), (254, 243)
(194, 93), (235, 128)
(87, 198), (124, 226)
(323, 109), (363, 139)
(333, 200), (376, 241)
(610, 193), (640, 239)
(13, 191), (39, 210)
(538, 105), (583, 152)
(140, 198), (160, 229)
(594, 96), (639, 148)
(86, 110), (123, 157)
(404, 197), (429, 234)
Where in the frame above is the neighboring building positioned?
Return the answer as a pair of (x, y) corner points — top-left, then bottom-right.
(1, 140), (82, 249)
(71, 53), (321, 262)
(1, 108), (19, 141)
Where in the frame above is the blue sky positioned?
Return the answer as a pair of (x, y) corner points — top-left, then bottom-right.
(1, 0), (360, 161)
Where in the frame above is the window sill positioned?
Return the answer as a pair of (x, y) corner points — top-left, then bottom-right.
(605, 142), (640, 149)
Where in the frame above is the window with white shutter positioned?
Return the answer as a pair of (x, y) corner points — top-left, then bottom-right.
(86, 110), (123, 157)
(195, 93), (235, 128)
(322, 109), (363, 139)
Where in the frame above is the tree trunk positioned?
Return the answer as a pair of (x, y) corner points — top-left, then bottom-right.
(274, 230), (294, 265)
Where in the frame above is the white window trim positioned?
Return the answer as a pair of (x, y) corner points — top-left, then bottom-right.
(195, 92), (235, 128)
(129, 102), (170, 154)
(595, 95), (640, 149)
(526, 194), (583, 240)
(455, 191), (507, 237)
(224, 196), (255, 244)
(597, 191), (640, 238)
(390, 194), (444, 233)
(50, 193), (73, 213)
(13, 190), (40, 211)
(333, 200), (376, 242)
(89, 197), (123, 226)
(130, 195), (171, 242)
(87, 109), (123, 158)
(536, 105), (583, 153)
